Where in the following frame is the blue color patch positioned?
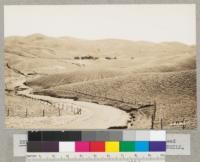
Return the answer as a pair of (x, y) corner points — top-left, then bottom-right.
(135, 141), (149, 152)
(149, 141), (166, 152)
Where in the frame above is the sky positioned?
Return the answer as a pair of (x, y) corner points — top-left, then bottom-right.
(4, 4), (196, 44)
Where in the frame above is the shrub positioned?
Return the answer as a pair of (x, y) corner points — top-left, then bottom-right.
(80, 55), (99, 60)
(105, 57), (117, 60)
(74, 56), (80, 59)
(105, 57), (111, 60)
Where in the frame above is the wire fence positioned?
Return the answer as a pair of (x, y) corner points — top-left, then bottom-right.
(6, 101), (82, 118)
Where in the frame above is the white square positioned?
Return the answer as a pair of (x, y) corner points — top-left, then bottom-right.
(150, 131), (166, 141)
(59, 142), (75, 152)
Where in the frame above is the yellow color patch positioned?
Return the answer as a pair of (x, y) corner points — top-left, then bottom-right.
(105, 141), (119, 152)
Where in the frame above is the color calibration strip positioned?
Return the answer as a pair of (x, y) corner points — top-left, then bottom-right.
(27, 131), (166, 153)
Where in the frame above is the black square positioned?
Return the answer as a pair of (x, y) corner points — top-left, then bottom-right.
(28, 131), (42, 141)
(64, 131), (82, 141)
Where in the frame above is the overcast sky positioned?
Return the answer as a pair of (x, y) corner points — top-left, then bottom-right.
(4, 4), (196, 44)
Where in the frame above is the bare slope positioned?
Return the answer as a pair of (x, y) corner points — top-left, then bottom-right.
(34, 70), (196, 104)
(25, 69), (124, 89)
(5, 34), (196, 76)
(5, 34), (195, 59)
(33, 70), (196, 128)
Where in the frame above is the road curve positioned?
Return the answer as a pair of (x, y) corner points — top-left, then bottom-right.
(8, 80), (129, 129)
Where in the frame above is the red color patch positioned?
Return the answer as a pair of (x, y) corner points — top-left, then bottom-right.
(90, 141), (105, 152)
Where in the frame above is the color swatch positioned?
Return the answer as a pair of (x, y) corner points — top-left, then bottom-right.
(135, 141), (149, 152)
(105, 141), (119, 152)
(120, 141), (135, 152)
(75, 141), (90, 152)
(59, 142), (75, 152)
(27, 131), (166, 153)
(90, 142), (105, 152)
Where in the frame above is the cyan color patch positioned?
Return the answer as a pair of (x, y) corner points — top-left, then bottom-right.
(135, 141), (149, 152)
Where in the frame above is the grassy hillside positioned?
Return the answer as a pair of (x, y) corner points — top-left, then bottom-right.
(32, 70), (196, 128)
(25, 69), (125, 89)
(5, 34), (197, 129)
(5, 34), (194, 59)
(5, 34), (196, 75)
(33, 70), (196, 104)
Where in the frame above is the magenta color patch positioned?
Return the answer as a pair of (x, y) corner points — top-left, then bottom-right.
(75, 141), (90, 152)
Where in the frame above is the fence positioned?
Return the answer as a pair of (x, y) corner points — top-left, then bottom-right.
(6, 101), (82, 118)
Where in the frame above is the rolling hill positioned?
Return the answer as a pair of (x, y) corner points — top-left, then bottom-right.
(5, 34), (197, 129)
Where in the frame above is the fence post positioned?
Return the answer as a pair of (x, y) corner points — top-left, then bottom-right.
(160, 118), (163, 129)
(58, 108), (61, 116)
(151, 100), (157, 129)
(151, 115), (154, 129)
(42, 109), (45, 117)
(182, 118), (186, 129)
(25, 108), (28, 117)
(7, 109), (9, 117)
(77, 108), (81, 115)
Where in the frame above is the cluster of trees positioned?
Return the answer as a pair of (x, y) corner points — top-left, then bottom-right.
(74, 56), (98, 60)
(74, 56), (119, 60)
(105, 56), (117, 60)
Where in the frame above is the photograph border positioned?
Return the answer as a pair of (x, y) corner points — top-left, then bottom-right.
(0, 0), (199, 162)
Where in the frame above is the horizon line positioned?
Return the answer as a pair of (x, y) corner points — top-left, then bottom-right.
(4, 33), (196, 46)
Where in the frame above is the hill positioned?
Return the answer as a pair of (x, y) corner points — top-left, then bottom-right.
(5, 34), (197, 129)
(5, 34), (196, 75)
(32, 70), (196, 129)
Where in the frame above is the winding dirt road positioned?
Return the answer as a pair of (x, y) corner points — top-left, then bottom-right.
(6, 77), (129, 129)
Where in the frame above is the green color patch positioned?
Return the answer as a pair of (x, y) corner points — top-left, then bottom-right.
(120, 141), (135, 152)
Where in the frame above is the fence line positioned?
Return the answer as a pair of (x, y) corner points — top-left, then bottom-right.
(6, 101), (83, 118)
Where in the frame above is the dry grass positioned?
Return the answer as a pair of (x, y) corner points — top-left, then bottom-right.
(4, 34), (197, 129)
(32, 70), (196, 128)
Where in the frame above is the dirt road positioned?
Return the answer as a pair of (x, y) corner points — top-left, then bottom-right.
(6, 78), (129, 129)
